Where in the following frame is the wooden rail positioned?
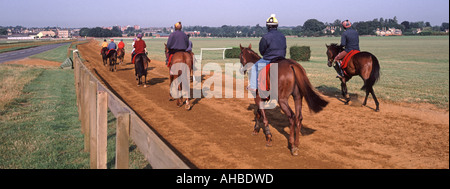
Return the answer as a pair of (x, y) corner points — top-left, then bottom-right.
(73, 50), (190, 169)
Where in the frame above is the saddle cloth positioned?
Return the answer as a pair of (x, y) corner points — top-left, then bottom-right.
(258, 63), (272, 91)
(341, 50), (360, 69)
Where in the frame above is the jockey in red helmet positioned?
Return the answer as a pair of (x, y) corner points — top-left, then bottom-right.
(334, 20), (360, 79)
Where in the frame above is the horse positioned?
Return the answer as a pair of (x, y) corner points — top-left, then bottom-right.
(239, 44), (328, 156)
(325, 44), (380, 111)
(134, 53), (151, 87)
(164, 43), (194, 110)
(106, 49), (117, 72)
(101, 47), (108, 66)
(117, 48), (125, 64)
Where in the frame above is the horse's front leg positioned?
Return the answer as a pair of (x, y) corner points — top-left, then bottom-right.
(252, 97), (262, 136)
(143, 74), (147, 88)
(341, 80), (350, 105)
(259, 107), (272, 147)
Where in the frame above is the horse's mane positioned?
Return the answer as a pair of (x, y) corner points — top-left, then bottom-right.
(244, 48), (261, 59)
(329, 43), (344, 51)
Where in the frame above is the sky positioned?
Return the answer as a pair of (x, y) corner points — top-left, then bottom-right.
(0, 0), (449, 28)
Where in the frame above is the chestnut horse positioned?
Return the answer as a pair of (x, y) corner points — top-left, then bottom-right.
(164, 44), (194, 110)
(325, 44), (380, 111)
(240, 44), (328, 156)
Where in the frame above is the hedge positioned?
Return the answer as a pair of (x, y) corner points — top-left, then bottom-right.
(290, 46), (311, 61)
(225, 47), (241, 58)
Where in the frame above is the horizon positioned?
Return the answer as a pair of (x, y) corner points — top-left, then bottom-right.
(1, 0), (449, 28)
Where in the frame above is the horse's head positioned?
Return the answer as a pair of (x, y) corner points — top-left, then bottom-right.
(239, 44), (261, 74)
(164, 43), (168, 53)
(325, 44), (344, 67)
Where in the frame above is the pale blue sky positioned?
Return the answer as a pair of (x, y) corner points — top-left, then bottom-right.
(0, 0), (448, 28)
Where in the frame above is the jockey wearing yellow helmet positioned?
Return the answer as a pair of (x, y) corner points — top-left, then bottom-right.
(166, 22), (189, 64)
(248, 14), (287, 93)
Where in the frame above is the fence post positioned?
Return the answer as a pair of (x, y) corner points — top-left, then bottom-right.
(82, 68), (90, 152)
(116, 112), (130, 169)
(89, 80), (98, 169)
(96, 91), (108, 169)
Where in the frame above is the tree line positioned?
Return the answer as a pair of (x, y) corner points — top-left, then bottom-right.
(182, 17), (449, 37)
(79, 26), (122, 38)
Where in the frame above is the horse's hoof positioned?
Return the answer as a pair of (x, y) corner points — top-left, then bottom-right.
(185, 104), (191, 110)
(265, 135), (273, 147)
(375, 108), (380, 112)
(144, 85), (147, 88)
(291, 147), (299, 156)
(252, 130), (259, 136)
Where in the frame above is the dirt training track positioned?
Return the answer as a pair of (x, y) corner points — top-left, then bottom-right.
(78, 40), (448, 169)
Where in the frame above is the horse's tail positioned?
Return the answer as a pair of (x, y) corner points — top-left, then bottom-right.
(290, 62), (328, 113)
(361, 54), (380, 91)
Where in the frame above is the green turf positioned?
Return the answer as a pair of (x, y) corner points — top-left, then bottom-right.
(99, 36), (448, 109)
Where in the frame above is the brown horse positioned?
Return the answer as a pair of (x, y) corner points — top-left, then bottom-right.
(325, 44), (380, 111)
(164, 44), (194, 110)
(106, 49), (117, 72)
(240, 44), (328, 156)
(134, 53), (150, 87)
(101, 47), (108, 66)
(117, 48), (125, 64)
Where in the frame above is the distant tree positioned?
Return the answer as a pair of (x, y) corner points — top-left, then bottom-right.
(401, 21), (410, 30)
(79, 27), (90, 37)
(302, 19), (326, 36)
(441, 22), (449, 31)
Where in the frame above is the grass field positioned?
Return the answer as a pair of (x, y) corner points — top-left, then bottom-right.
(0, 43), (148, 169)
(98, 36), (449, 109)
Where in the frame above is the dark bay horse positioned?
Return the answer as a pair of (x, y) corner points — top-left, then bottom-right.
(164, 44), (194, 110)
(101, 47), (108, 66)
(134, 53), (150, 87)
(240, 44), (328, 156)
(106, 49), (117, 72)
(117, 48), (125, 64)
(325, 44), (380, 111)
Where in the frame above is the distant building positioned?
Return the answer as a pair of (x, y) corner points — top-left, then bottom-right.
(37, 31), (56, 38)
(57, 30), (69, 38)
(185, 31), (200, 36)
(323, 26), (342, 34)
(376, 27), (402, 36)
(134, 25), (140, 30)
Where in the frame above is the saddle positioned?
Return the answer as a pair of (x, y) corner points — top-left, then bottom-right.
(341, 50), (360, 69)
(258, 63), (272, 91)
(258, 58), (285, 91)
(133, 53), (151, 66)
(106, 49), (116, 57)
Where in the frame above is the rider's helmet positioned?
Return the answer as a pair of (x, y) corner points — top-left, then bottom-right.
(175, 22), (182, 30)
(137, 33), (142, 38)
(266, 14), (279, 29)
(342, 20), (352, 29)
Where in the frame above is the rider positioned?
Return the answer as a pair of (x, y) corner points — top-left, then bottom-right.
(100, 39), (108, 55)
(248, 14), (287, 93)
(107, 39), (117, 51)
(131, 38), (136, 63)
(133, 34), (147, 62)
(166, 21), (189, 65)
(118, 39), (125, 50)
(334, 20), (360, 79)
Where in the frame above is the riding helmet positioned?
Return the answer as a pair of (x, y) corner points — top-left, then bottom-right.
(266, 14), (279, 29)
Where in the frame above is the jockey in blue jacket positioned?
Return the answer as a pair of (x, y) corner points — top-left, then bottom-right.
(334, 20), (360, 78)
(248, 14), (287, 93)
(107, 39), (117, 51)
